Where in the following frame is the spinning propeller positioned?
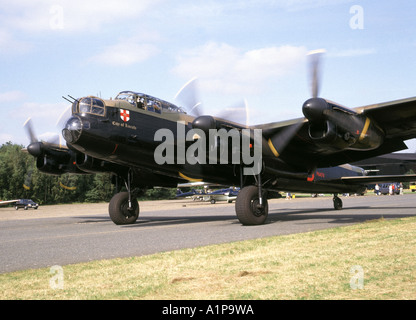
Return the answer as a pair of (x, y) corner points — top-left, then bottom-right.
(23, 114), (77, 190)
(23, 117), (66, 157)
(308, 49), (326, 99)
(174, 77), (249, 127)
(175, 50), (327, 160)
(266, 49), (326, 158)
(175, 78), (204, 117)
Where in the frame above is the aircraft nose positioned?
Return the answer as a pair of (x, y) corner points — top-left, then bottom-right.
(62, 116), (82, 144)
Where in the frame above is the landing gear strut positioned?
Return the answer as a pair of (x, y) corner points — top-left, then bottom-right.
(108, 170), (139, 225)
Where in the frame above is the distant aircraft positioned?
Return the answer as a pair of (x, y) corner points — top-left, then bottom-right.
(177, 187), (240, 204)
(201, 188), (240, 204)
(176, 188), (198, 199)
(23, 50), (416, 226)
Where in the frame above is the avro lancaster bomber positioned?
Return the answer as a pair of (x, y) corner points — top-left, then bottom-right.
(25, 51), (416, 225)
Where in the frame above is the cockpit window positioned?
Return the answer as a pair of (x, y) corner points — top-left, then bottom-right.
(115, 93), (136, 106)
(79, 97), (105, 116)
(137, 96), (146, 109)
(115, 91), (186, 114)
(146, 99), (162, 114)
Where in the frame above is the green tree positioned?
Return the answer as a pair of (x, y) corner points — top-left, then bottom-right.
(0, 143), (177, 204)
(85, 174), (114, 202)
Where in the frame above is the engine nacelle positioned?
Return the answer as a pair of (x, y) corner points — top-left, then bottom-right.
(308, 120), (352, 150)
(36, 154), (81, 175)
(303, 98), (384, 151)
(76, 153), (126, 175)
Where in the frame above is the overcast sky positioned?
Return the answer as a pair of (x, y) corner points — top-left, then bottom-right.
(1, 0), (415, 151)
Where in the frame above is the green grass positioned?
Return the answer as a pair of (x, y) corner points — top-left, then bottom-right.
(1, 216), (416, 300)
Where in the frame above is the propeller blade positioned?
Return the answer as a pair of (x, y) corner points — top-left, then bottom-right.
(175, 78), (204, 116)
(56, 105), (72, 131)
(307, 49), (326, 98)
(267, 119), (305, 158)
(23, 118), (38, 144)
(23, 164), (34, 191)
(24, 117), (67, 157)
(215, 99), (249, 126)
(38, 132), (61, 146)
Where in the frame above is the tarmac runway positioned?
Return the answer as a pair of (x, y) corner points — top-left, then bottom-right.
(1, 193), (415, 273)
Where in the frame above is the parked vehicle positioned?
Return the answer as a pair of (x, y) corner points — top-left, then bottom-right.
(376, 183), (401, 195)
(15, 199), (39, 210)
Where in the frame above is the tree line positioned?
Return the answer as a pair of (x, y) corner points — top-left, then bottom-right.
(0, 142), (176, 204)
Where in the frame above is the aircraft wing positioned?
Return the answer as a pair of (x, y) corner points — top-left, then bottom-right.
(340, 174), (416, 185)
(354, 96), (416, 141)
(256, 97), (416, 170)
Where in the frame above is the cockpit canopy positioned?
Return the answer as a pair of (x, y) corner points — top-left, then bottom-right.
(72, 97), (106, 116)
(115, 91), (186, 114)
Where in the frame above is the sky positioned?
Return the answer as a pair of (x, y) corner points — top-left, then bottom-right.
(0, 0), (415, 151)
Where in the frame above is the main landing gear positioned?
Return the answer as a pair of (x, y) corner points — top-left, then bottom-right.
(108, 171), (140, 225)
(333, 194), (343, 210)
(235, 185), (268, 226)
(235, 186), (344, 226)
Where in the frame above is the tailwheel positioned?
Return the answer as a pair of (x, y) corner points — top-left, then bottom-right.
(109, 192), (139, 225)
(235, 185), (268, 225)
(333, 195), (343, 210)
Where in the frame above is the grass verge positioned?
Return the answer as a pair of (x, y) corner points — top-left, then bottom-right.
(1, 216), (416, 300)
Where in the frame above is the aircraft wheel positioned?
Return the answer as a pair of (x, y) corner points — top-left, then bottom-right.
(109, 192), (139, 225)
(333, 196), (343, 210)
(235, 185), (268, 225)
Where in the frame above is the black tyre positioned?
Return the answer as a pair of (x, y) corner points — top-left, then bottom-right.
(333, 197), (343, 210)
(109, 192), (139, 225)
(235, 185), (268, 225)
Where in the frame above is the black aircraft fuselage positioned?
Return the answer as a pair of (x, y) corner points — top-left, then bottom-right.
(62, 92), (368, 196)
(62, 92), (246, 188)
